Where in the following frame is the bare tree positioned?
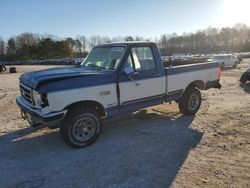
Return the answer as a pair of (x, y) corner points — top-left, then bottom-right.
(111, 36), (125, 42)
(74, 39), (82, 53)
(65, 37), (75, 50)
(125, 36), (134, 41)
(76, 35), (87, 52)
(88, 35), (102, 49)
(15, 33), (39, 48)
(101, 36), (111, 43)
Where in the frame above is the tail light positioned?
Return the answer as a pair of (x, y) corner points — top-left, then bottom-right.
(218, 67), (221, 78)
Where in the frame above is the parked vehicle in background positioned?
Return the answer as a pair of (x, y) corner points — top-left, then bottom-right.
(0, 65), (6, 73)
(240, 67), (250, 84)
(239, 52), (250, 58)
(233, 53), (243, 63)
(16, 42), (221, 148)
(209, 55), (239, 68)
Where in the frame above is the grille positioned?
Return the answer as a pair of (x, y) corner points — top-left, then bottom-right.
(20, 84), (33, 104)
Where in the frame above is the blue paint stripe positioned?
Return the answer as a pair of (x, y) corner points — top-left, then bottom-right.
(106, 91), (184, 117)
(39, 73), (116, 93)
(166, 62), (219, 75)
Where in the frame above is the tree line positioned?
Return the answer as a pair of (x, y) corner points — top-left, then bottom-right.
(158, 23), (250, 55)
(0, 23), (250, 61)
(0, 34), (89, 61)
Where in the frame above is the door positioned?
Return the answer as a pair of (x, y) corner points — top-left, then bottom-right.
(119, 47), (165, 112)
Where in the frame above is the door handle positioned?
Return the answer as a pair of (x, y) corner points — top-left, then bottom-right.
(132, 71), (140, 76)
(129, 75), (140, 86)
(153, 73), (161, 77)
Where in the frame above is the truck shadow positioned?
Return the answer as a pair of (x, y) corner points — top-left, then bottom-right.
(240, 82), (250, 93)
(0, 109), (202, 188)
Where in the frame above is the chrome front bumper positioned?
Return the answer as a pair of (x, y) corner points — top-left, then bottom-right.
(16, 96), (67, 126)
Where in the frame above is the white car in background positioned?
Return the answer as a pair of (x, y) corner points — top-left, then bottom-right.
(209, 55), (239, 68)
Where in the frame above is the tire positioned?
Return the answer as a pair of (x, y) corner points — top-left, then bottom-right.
(178, 87), (201, 115)
(26, 115), (40, 127)
(60, 109), (102, 148)
(240, 72), (248, 84)
(9, 67), (16, 73)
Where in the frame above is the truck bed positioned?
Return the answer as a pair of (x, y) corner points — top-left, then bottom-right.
(164, 61), (219, 94)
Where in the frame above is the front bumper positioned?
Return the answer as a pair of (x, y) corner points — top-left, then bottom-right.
(16, 96), (67, 126)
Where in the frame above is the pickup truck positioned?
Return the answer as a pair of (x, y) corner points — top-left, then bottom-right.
(16, 42), (221, 148)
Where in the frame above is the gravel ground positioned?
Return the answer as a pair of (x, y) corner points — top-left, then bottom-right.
(0, 61), (249, 188)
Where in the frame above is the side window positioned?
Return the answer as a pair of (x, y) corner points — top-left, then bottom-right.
(125, 54), (133, 69)
(131, 47), (156, 72)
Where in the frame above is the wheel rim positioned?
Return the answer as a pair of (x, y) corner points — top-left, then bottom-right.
(189, 93), (200, 111)
(72, 117), (96, 142)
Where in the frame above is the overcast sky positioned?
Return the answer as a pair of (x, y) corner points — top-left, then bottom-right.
(1, 0), (250, 40)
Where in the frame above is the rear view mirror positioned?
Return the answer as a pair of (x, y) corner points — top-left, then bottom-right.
(124, 67), (135, 75)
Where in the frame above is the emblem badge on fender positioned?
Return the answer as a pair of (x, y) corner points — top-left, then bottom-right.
(100, 91), (111, 96)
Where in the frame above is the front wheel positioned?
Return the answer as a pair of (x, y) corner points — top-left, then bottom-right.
(178, 87), (201, 115)
(60, 109), (102, 148)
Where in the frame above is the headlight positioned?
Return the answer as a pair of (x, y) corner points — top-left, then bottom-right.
(32, 90), (43, 107)
(32, 90), (48, 107)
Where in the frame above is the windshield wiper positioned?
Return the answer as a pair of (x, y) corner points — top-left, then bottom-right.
(85, 64), (106, 71)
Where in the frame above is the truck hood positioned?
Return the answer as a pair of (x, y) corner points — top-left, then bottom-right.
(20, 67), (104, 89)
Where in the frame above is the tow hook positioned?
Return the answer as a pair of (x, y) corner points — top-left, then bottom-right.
(21, 110), (27, 120)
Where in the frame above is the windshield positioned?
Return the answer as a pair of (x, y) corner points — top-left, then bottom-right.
(81, 46), (125, 70)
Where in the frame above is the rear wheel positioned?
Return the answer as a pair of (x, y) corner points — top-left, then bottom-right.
(60, 109), (102, 148)
(178, 87), (201, 115)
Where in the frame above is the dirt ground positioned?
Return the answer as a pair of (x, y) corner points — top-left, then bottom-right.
(0, 61), (249, 188)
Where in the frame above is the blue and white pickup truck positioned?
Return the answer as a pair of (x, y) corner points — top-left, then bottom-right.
(16, 42), (221, 148)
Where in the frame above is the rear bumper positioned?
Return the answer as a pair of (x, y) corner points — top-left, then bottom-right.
(16, 96), (67, 126)
(205, 79), (222, 89)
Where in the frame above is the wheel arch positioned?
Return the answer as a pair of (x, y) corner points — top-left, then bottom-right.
(184, 80), (205, 92)
(65, 100), (106, 117)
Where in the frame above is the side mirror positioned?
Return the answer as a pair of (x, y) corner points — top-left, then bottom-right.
(75, 61), (82, 67)
(123, 67), (140, 86)
(124, 67), (135, 75)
